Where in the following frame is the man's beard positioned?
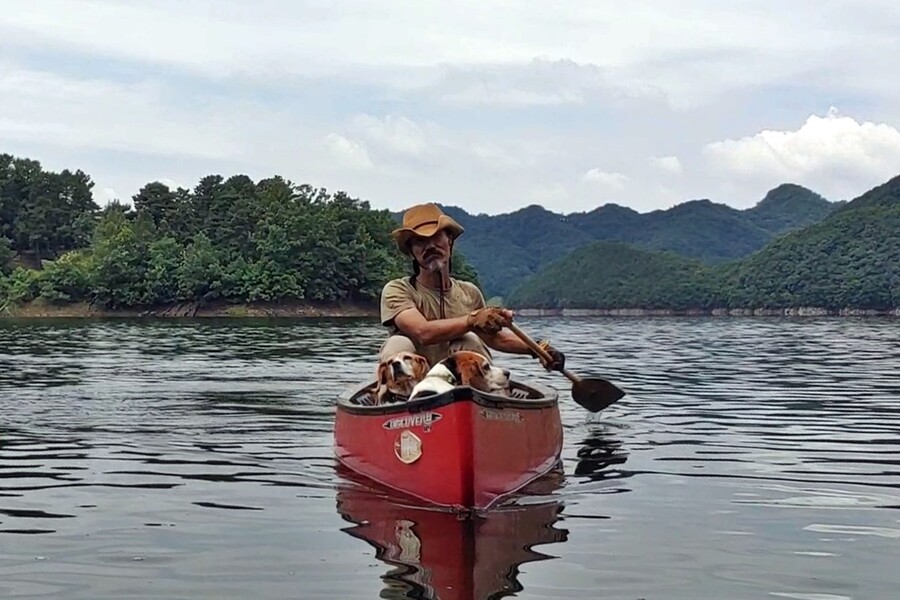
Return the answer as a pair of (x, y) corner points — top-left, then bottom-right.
(423, 257), (447, 273)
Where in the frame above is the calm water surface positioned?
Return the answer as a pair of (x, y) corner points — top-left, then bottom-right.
(1, 317), (898, 599)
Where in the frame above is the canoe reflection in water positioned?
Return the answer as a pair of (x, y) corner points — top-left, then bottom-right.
(335, 466), (569, 600)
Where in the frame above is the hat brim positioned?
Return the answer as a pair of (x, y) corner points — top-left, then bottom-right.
(391, 216), (464, 256)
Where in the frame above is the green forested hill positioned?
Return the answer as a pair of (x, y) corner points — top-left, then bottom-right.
(441, 184), (834, 297)
(1, 153), (479, 312)
(440, 204), (595, 299)
(745, 183), (841, 233)
(720, 176), (900, 310)
(507, 242), (719, 310)
(509, 176), (900, 311)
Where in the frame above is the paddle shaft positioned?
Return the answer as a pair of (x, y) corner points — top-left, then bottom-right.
(507, 322), (581, 384)
(505, 320), (627, 412)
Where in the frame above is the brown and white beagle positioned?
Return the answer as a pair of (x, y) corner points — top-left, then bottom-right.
(410, 350), (510, 400)
(374, 351), (431, 404)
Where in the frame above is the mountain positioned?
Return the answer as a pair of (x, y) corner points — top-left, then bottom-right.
(509, 175), (900, 311)
(439, 184), (834, 297)
(440, 204), (595, 298)
(720, 175), (900, 310)
(745, 183), (836, 233)
(507, 242), (718, 310)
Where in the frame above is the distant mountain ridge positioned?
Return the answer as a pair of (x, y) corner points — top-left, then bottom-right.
(509, 175), (900, 311)
(432, 183), (835, 297)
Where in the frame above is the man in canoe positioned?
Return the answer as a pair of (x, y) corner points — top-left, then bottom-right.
(380, 203), (565, 371)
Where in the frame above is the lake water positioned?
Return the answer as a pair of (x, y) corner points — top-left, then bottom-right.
(1, 316), (899, 600)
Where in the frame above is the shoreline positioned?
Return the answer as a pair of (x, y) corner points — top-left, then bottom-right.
(513, 307), (900, 317)
(1, 299), (380, 318)
(2, 299), (898, 318)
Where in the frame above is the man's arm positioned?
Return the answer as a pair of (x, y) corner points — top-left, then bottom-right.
(479, 328), (534, 355)
(481, 326), (567, 372)
(393, 308), (472, 346)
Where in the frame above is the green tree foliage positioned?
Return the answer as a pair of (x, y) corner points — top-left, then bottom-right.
(0, 267), (40, 312)
(0, 153), (441, 309)
(178, 233), (224, 302)
(745, 184), (833, 233)
(144, 237), (182, 305)
(37, 251), (93, 302)
(132, 182), (178, 232)
(509, 242), (719, 310)
(89, 211), (151, 308)
(719, 177), (900, 310)
(0, 236), (13, 274)
(0, 154), (99, 260)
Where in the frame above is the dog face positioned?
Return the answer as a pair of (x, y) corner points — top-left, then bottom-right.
(442, 350), (510, 394)
(375, 351), (430, 403)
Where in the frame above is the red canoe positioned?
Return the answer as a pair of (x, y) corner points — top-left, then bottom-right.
(334, 380), (563, 510)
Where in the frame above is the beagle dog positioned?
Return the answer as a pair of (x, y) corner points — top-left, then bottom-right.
(409, 350), (510, 400)
(374, 351), (431, 404)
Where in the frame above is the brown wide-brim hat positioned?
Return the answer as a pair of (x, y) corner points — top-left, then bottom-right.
(391, 203), (464, 256)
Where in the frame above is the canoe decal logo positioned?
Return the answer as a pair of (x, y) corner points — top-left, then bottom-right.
(480, 408), (523, 423)
(383, 412), (442, 432)
(394, 430), (423, 464)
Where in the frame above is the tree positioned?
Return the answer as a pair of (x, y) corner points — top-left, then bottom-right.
(133, 182), (178, 232)
(0, 236), (13, 275)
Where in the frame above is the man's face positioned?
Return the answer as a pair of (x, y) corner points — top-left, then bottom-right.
(409, 229), (451, 272)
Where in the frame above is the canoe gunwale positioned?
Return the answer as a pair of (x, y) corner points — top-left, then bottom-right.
(336, 379), (559, 416)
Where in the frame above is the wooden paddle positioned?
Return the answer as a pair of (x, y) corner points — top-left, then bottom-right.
(507, 322), (626, 412)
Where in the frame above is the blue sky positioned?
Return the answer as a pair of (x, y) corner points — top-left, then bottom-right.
(2, 0), (900, 214)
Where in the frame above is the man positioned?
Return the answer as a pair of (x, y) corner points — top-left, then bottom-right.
(379, 203), (565, 371)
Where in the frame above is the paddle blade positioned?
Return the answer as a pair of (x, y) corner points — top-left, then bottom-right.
(572, 378), (626, 412)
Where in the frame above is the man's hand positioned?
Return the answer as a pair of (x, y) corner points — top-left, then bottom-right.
(467, 307), (513, 335)
(532, 339), (566, 372)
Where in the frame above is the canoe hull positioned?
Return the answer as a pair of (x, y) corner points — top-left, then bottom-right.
(334, 382), (562, 510)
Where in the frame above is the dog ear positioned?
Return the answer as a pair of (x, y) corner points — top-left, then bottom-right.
(377, 363), (389, 387)
(413, 355), (430, 379)
(458, 355), (483, 386)
(443, 355), (460, 383)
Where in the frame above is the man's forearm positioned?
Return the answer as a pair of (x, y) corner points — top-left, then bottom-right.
(405, 316), (472, 346)
(481, 329), (533, 355)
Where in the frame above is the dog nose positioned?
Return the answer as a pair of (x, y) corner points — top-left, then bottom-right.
(391, 362), (404, 377)
(502, 369), (510, 378)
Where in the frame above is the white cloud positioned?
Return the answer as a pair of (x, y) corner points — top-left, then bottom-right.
(0, 66), (238, 159)
(327, 113), (534, 176)
(434, 60), (608, 107)
(349, 114), (429, 158)
(2, 2), (900, 214)
(651, 156), (683, 175)
(703, 108), (900, 198)
(323, 133), (373, 171)
(469, 142), (525, 171)
(4, 2), (897, 106)
(582, 169), (628, 190)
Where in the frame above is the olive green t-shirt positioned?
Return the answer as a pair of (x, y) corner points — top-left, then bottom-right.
(380, 276), (485, 363)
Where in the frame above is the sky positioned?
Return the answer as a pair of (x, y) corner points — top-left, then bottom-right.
(2, 0), (900, 215)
